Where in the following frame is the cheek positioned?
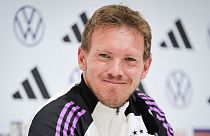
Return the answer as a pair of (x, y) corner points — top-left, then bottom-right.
(86, 60), (106, 74)
(127, 66), (143, 77)
(126, 67), (143, 84)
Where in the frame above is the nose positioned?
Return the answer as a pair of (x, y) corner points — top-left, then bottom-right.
(107, 59), (124, 78)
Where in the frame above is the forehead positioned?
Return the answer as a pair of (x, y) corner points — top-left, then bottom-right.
(93, 25), (142, 38)
(89, 26), (144, 53)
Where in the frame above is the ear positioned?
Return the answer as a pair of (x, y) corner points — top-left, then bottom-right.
(78, 47), (87, 71)
(140, 57), (152, 79)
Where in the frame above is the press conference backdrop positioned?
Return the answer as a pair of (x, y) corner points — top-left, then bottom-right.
(1, 0), (210, 135)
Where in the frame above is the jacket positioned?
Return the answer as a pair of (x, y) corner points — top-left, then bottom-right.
(29, 76), (173, 136)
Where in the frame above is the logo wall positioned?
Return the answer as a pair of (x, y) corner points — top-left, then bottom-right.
(13, 5), (45, 46)
(63, 12), (88, 44)
(12, 67), (50, 100)
(165, 70), (193, 109)
(160, 19), (193, 50)
(69, 67), (82, 84)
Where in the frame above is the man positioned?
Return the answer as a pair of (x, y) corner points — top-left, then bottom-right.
(29, 4), (173, 136)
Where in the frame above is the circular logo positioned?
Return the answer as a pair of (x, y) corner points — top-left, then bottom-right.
(165, 70), (193, 109)
(13, 5), (45, 46)
(69, 67), (82, 84)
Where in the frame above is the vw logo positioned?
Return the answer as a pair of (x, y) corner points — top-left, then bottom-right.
(165, 70), (193, 109)
(13, 5), (45, 46)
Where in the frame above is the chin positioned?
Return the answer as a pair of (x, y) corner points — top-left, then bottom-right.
(101, 97), (128, 108)
(109, 103), (126, 108)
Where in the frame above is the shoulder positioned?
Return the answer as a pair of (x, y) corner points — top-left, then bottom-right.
(28, 85), (88, 135)
(134, 91), (174, 136)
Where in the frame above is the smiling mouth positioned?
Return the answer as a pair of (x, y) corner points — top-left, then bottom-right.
(103, 80), (126, 84)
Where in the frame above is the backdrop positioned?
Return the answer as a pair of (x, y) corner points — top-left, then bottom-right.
(1, 0), (210, 135)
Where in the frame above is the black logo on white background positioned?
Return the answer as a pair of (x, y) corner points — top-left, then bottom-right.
(160, 19), (192, 50)
(63, 12), (88, 43)
(165, 70), (193, 109)
(13, 67), (50, 100)
(13, 5), (44, 46)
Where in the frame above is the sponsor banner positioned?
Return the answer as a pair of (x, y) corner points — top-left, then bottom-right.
(12, 67), (50, 100)
(160, 19), (192, 50)
(1, 0), (210, 135)
(165, 70), (193, 109)
(63, 12), (88, 44)
(13, 5), (45, 47)
(194, 129), (210, 136)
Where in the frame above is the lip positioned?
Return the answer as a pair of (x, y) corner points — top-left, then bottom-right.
(103, 80), (126, 84)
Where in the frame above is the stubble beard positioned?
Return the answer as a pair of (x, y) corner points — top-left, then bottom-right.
(90, 84), (137, 108)
(83, 72), (139, 108)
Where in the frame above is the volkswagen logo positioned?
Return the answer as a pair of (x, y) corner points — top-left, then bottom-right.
(13, 5), (45, 46)
(165, 70), (193, 109)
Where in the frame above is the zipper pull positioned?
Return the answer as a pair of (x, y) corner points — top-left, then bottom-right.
(116, 108), (120, 115)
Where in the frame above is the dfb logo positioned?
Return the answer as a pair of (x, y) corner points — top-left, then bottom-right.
(160, 19), (193, 50)
(12, 67), (50, 100)
(165, 70), (193, 109)
(13, 5), (45, 46)
(63, 12), (88, 44)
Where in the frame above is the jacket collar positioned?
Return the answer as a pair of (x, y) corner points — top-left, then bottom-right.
(79, 74), (98, 114)
(126, 91), (159, 135)
(78, 74), (158, 135)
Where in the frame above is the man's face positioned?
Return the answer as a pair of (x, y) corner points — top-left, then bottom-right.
(78, 26), (151, 108)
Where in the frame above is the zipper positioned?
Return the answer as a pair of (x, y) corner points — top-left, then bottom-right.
(109, 108), (120, 136)
(116, 107), (120, 115)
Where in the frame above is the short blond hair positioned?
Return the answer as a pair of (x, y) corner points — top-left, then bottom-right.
(81, 5), (152, 60)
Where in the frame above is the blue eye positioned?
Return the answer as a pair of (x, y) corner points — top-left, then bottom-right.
(99, 53), (111, 58)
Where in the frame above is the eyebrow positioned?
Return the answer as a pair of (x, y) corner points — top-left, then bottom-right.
(95, 49), (112, 54)
(96, 48), (142, 58)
